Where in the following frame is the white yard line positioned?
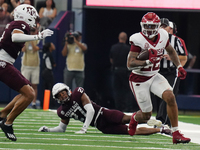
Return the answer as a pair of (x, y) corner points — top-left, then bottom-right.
(0, 142), (181, 150)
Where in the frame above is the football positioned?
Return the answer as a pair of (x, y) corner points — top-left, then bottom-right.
(136, 49), (149, 60)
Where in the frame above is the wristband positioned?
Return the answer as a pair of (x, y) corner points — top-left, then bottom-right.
(146, 60), (152, 65)
(177, 65), (182, 69)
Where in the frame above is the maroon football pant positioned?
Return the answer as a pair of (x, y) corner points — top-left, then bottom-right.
(0, 61), (30, 91)
(96, 108), (128, 134)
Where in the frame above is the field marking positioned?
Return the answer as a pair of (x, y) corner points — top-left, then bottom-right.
(0, 149), (43, 150)
(13, 126), (200, 134)
(0, 136), (172, 144)
(0, 142), (180, 149)
(0, 132), (170, 139)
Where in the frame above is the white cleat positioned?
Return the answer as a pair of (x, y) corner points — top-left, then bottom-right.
(147, 119), (162, 127)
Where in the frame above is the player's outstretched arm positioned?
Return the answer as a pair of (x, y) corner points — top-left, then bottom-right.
(12, 29), (54, 42)
(38, 119), (69, 132)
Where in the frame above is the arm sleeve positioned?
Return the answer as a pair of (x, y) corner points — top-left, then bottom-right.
(12, 33), (39, 42)
(130, 44), (141, 52)
(48, 121), (67, 132)
(82, 103), (95, 131)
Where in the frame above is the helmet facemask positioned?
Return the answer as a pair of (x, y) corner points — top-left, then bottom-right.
(141, 22), (160, 38)
(52, 83), (71, 105)
(54, 90), (70, 105)
(140, 12), (161, 39)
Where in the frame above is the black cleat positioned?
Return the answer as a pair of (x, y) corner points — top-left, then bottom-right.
(0, 117), (4, 123)
(0, 121), (17, 141)
(32, 104), (37, 109)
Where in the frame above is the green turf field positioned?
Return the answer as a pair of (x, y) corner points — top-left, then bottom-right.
(0, 108), (199, 150)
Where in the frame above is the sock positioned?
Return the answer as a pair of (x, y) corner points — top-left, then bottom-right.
(160, 127), (163, 132)
(5, 123), (12, 126)
(133, 114), (138, 122)
(171, 127), (178, 132)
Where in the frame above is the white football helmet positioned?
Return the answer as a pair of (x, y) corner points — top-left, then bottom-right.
(52, 83), (71, 104)
(140, 12), (161, 39)
(13, 4), (39, 27)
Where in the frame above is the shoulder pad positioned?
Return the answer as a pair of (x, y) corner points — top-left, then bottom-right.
(129, 32), (145, 47)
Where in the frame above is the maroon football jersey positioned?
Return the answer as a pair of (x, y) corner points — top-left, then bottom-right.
(0, 21), (30, 59)
(57, 87), (128, 134)
(57, 87), (101, 127)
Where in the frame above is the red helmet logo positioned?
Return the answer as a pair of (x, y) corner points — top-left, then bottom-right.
(141, 12), (160, 24)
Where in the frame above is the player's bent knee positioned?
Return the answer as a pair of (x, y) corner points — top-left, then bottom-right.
(19, 85), (35, 102)
(28, 91), (35, 100)
(163, 90), (176, 105)
(142, 112), (151, 120)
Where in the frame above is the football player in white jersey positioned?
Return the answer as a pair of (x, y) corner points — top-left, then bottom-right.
(127, 12), (190, 144)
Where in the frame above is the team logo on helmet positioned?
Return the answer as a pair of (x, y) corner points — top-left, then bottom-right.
(26, 6), (37, 16)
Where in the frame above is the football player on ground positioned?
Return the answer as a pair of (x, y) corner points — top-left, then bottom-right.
(0, 4), (53, 141)
(127, 12), (190, 144)
(38, 83), (172, 136)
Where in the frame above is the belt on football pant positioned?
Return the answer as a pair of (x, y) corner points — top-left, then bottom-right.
(94, 107), (103, 127)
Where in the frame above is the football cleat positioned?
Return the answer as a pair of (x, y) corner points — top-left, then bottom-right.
(0, 117), (4, 124)
(172, 130), (191, 144)
(147, 119), (162, 127)
(0, 121), (17, 141)
(38, 126), (49, 132)
(32, 104), (37, 109)
(128, 112), (138, 136)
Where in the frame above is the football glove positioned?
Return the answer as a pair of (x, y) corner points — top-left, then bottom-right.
(146, 49), (162, 65)
(75, 128), (87, 134)
(38, 29), (54, 40)
(38, 126), (49, 132)
(177, 65), (187, 80)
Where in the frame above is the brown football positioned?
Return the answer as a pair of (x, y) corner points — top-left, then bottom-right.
(136, 49), (149, 60)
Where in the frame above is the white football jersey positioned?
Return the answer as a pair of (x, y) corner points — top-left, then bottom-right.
(129, 28), (169, 76)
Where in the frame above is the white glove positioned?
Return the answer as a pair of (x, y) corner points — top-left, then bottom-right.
(38, 29), (54, 39)
(75, 128), (87, 134)
(38, 126), (49, 132)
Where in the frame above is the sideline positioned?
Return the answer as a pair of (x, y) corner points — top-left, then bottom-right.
(137, 116), (200, 145)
